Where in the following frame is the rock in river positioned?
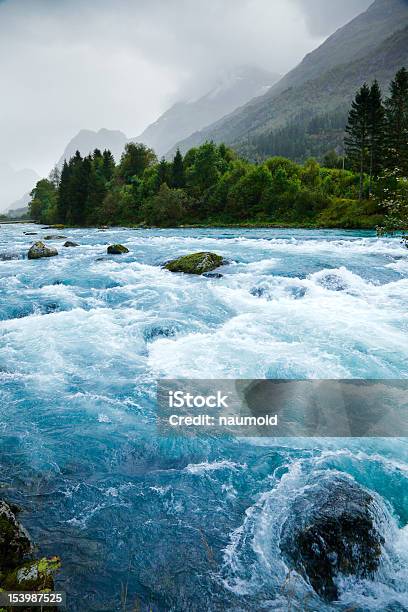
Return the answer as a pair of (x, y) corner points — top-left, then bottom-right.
(164, 252), (225, 274)
(43, 235), (67, 240)
(0, 500), (31, 569)
(63, 241), (79, 247)
(28, 241), (58, 259)
(280, 474), (385, 601)
(107, 244), (129, 254)
(0, 499), (61, 594)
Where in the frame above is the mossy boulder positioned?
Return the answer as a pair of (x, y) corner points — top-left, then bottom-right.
(63, 241), (79, 248)
(164, 252), (225, 275)
(2, 556), (60, 592)
(280, 475), (384, 601)
(0, 501), (61, 607)
(107, 244), (129, 254)
(28, 242), (58, 260)
(0, 500), (31, 570)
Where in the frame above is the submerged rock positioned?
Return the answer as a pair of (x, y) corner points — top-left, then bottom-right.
(28, 241), (58, 260)
(280, 474), (384, 601)
(203, 272), (223, 279)
(107, 244), (129, 254)
(42, 224), (65, 230)
(43, 235), (67, 240)
(63, 241), (79, 247)
(164, 252), (225, 275)
(0, 253), (20, 261)
(23, 232), (38, 236)
(0, 500), (31, 570)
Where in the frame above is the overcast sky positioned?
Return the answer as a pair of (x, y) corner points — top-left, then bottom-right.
(0, 0), (371, 177)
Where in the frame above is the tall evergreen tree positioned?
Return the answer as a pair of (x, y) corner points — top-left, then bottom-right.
(385, 67), (408, 175)
(157, 157), (169, 188)
(57, 161), (71, 223)
(102, 150), (115, 182)
(171, 148), (185, 188)
(367, 80), (385, 194)
(345, 83), (371, 199)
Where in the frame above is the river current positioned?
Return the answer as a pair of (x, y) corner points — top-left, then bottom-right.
(0, 224), (407, 611)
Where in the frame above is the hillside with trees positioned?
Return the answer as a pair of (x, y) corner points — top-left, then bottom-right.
(28, 67), (408, 233)
(169, 0), (408, 163)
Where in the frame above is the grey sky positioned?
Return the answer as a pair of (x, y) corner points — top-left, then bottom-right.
(0, 0), (372, 178)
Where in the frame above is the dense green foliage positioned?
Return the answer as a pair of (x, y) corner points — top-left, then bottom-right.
(28, 66), (407, 232)
(29, 141), (376, 228)
(345, 69), (408, 199)
(344, 68), (408, 236)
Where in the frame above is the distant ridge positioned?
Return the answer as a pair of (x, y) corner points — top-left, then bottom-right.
(135, 66), (278, 157)
(57, 128), (128, 167)
(170, 0), (408, 161)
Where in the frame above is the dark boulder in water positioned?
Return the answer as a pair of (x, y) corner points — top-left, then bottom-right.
(23, 232), (38, 236)
(0, 500), (31, 569)
(43, 235), (67, 240)
(63, 241), (79, 247)
(203, 272), (223, 279)
(280, 474), (384, 601)
(107, 244), (129, 254)
(164, 252), (225, 275)
(0, 499), (61, 594)
(28, 241), (58, 259)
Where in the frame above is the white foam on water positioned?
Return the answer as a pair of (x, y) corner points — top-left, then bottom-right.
(184, 460), (246, 474)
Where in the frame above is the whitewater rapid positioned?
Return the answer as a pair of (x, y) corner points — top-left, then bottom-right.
(0, 224), (407, 611)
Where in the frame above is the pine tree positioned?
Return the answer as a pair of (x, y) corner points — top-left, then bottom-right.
(102, 150), (115, 182)
(57, 161), (71, 223)
(157, 157), (169, 188)
(345, 83), (371, 199)
(171, 148), (185, 188)
(367, 80), (385, 195)
(385, 67), (408, 175)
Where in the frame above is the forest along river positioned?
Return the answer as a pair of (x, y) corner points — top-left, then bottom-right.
(0, 223), (407, 611)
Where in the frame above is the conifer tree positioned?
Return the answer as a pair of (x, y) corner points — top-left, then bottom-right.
(171, 148), (185, 188)
(367, 80), (385, 194)
(157, 157), (169, 188)
(385, 67), (408, 175)
(345, 83), (371, 199)
(57, 161), (71, 223)
(102, 150), (115, 181)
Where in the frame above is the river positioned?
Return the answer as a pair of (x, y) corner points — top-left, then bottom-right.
(0, 224), (407, 611)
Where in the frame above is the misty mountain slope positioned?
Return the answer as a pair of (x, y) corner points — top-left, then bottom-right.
(270, 0), (408, 97)
(171, 0), (408, 160)
(0, 163), (39, 212)
(136, 66), (278, 157)
(57, 128), (128, 167)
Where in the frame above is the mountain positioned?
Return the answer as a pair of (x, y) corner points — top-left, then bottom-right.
(136, 66), (278, 157)
(57, 128), (128, 167)
(171, 0), (408, 161)
(0, 163), (39, 213)
(7, 191), (31, 216)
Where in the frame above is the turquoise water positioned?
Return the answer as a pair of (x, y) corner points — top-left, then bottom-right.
(0, 223), (407, 611)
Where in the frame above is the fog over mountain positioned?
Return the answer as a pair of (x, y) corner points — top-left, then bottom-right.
(0, 163), (38, 213)
(170, 0), (408, 161)
(0, 0), (372, 210)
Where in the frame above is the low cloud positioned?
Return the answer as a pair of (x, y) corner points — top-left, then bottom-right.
(0, 0), (369, 178)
